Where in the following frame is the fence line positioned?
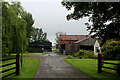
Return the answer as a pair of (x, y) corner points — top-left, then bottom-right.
(0, 54), (22, 79)
(98, 54), (120, 75)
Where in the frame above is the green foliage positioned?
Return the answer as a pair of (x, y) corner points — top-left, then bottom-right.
(22, 11), (34, 42)
(74, 50), (96, 59)
(61, 1), (120, 45)
(74, 49), (86, 59)
(31, 28), (47, 42)
(66, 55), (74, 59)
(2, 1), (34, 55)
(102, 39), (120, 60)
(84, 51), (97, 58)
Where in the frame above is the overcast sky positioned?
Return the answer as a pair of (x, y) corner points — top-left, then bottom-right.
(6, 0), (89, 45)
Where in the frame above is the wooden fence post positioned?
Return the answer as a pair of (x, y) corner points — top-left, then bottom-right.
(16, 54), (20, 75)
(98, 54), (102, 73)
(21, 53), (22, 68)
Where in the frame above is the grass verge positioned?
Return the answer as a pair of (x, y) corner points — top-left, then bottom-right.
(2, 57), (40, 78)
(41, 52), (46, 55)
(64, 59), (120, 80)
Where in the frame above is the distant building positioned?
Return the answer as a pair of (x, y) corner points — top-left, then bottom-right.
(58, 35), (90, 53)
(65, 37), (96, 55)
(75, 37), (96, 51)
(28, 40), (52, 52)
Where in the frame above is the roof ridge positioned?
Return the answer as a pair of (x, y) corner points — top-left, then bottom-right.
(75, 37), (90, 43)
(60, 35), (89, 36)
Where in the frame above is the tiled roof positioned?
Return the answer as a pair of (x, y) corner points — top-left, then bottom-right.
(59, 35), (90, 41)
(74, 37), (90, 43)
(75, 37), (96, 46)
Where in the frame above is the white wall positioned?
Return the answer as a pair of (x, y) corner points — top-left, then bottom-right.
(94, 40), (100, 55)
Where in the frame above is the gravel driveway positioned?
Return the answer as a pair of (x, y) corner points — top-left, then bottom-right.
(28, 52), (94, 80)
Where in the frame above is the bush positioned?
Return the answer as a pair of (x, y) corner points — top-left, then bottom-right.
(74, 50), (96, 59)
(66, 55), (74, 59)
(102, 39), (120, 60)
(74, 49), (86, 59)
(84, 51), (97, 58)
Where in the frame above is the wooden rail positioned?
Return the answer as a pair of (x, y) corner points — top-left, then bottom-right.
(0, 58), (16, 61)
(0, 54), (21, 79)
(0, 62), (16, 67)
(98, 54), (120, 75)
(0, 67), (16, 73)
(102, 61), (120, 66)
(2, 72), (16, 79)
(102, 66), (116, 70)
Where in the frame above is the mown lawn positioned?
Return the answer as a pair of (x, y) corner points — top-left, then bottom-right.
(64, 59), (120, 80)
(1, 56), (40, 78)
(52, 49), (56, 51)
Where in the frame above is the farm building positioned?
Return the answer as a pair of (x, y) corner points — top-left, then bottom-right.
(65, 37), (96, 55)
(58, 35), (90, 53)
(28, 40), (52, 52)
(75, 37), (96, 50)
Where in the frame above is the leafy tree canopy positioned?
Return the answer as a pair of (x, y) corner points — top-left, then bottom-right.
(22, 11), (34, 42)
(61, 1), (120, 46)
(2, 1), (34, 55)
(31, 28), (47, 42)
(102, 39), (120, 60)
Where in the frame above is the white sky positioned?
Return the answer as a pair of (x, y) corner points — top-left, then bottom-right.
(5, 0), (90, 46)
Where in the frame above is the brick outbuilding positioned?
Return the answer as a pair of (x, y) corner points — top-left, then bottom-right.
(58, 35), (89, 53)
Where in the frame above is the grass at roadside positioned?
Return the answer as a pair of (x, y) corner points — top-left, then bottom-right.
(52, 49), (56, 51)
(64, 59), (120, 80)
(26, 52), (46, 55)
(1, 57), (40, 78)
(59, 53), (65, 56)
(41, 52), (46, 55)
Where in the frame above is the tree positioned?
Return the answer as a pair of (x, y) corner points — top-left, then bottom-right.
(31, 28), (47, 41)
(102, 39), (120, 60)
(22, 11), (34, 43)
(61, 1), (120, 46)
(2, 1), (29, 55)
(10, 1), (24, 17)
(55, 32), (66, 45)
(10, 1), (34, 43)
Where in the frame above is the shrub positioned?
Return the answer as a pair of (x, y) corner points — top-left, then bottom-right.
(74, 49), (97, 59)
(66, 55), (74, 59)
(84, 50), (96, 58)
(102, 39), (120, 60)
(74, 49), (86, 59)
